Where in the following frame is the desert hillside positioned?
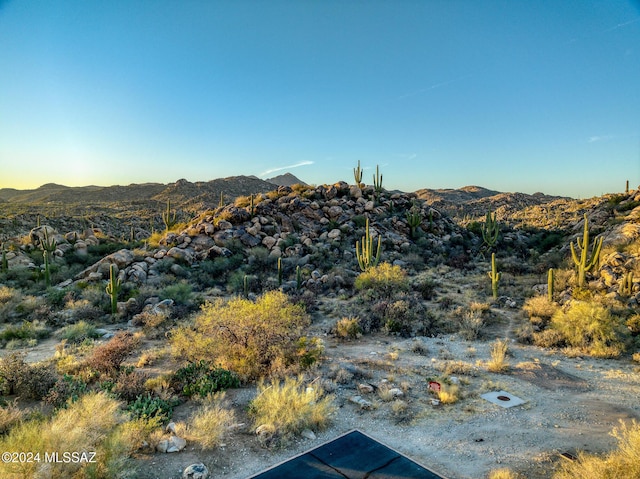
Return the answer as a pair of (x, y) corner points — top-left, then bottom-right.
(0, 175), (638, 479)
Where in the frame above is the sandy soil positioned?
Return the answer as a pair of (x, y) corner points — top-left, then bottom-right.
(129, 305), (640, 479)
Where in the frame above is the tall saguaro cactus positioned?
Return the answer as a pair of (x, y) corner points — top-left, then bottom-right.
(547, 268), (555, 302)
(487, 252), (501, 299)
(1, 245), (7, 273)
(353, 160), (364, 188)
(570, 213), (603, 288)
(41, 228), (57, 287)
(355, 218), (381, 272)
(372, 165), (383, 204)
(162, 199), (178, 231)
(105, 264), (121, 315)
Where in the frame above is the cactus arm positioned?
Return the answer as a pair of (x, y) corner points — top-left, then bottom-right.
(547, 268), (554, 302)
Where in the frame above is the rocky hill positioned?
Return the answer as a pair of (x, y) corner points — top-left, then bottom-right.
(265, 173), (307, 187)
(416, 186), (569, 223)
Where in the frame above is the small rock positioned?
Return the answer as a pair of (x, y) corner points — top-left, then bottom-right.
(301, 429), (316, 440)
(166, 435), (187, 453)
(357, 383), (374, 394)
(182, 463), (209, 479)
(349, 395), (373, 410)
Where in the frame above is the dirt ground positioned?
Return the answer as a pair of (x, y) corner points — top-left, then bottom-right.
(128, 304), (640, 479)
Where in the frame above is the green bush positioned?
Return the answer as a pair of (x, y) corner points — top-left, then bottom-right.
(354, 262), (409, 299)
(171, 290), (311, 380)
(159, 281), (193, 306)
(550, 301), (626, 357)
(57, 320), (102, 343)
(0, 320), (50, 345)
(172, 361), (240, 398)
(127, 394), (178, 422)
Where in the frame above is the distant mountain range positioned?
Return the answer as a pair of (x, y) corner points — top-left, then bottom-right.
(415, 185), (569, 221)
(0, 174), (307, 209)
(1, 175), (568, 225)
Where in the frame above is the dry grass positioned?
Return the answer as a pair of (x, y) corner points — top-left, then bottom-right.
(185, 394), (236, 450)
(0, 399), (25, 435)
(250, 376), (335, 440)
(0, 392), (139, 478)
(488, 468), (524, 479)
(487, 339), (509, 373)
(553, 420), (640, 479)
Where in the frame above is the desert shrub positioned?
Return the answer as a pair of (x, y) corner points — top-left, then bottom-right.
(127, 394), (178, 422)
(626, 314), (640, 336)
(455, 307), (485, 340)
(57, 320), (101, 343)
(172, 361), (240, 398)
(487, 339), (509, 373)
(522, 296), (558, 328)
(354, 262), (409, 299)
(0, 352), (57, 400)
(112, 369), (149, 402)
(0, 399), (25, 435)
(296, 337), (324, 369)
(414, 277), (437, 300)
(159, 281), (193, 306)
(488, 469), (524, 479)
(335, 316), (362, 340)
(553, 420), (640, 479)
(0, 392), (135, 479)
(0, 320), (50, 346)
(43, 374), (89, 408)
(437, 383), (460, 404)
(250, 376), (335, 443)
(550, 301), (626, 357)
(171, 290), (311, 380)
(533, 328), (565, 348)
(86, 331), (140, 376)
(185, 393), (236, 450)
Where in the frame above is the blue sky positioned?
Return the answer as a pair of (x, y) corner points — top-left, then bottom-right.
(1, 1), (639, 198)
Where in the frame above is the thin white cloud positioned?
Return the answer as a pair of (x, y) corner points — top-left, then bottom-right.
(260, 161), (314, 177)
(588, 135), (614, 143)
(398, 75), (471, 100)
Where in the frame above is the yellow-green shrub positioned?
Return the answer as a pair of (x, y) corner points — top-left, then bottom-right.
(550, 301), (626, 357)
(553, 420), (640, 479)
(250, 376), (334, 442)
(354, 262), (409, 298)
(185, 394), (236, 450)
(487, 339), (509, 373)
(0, 392), (139, 479)
(171, 290), (310, 380)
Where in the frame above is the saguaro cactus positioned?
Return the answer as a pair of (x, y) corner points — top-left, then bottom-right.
(570, 213), (603, 288)
(219, 192), (225, 209)
(372, 165), (383, 203)
(482, 208), (499, 249)
(487, 252), (501, 299)
(620, 271), (634, 296)
(353, 160), (364, 188)
(105, 263), (121, 314)
(355, 218), (381, 272)
(1, 243), (7, 273)
(162, 199), (178, 231)
(405, 204), (422, 239)
(547, 268), (554, 302)
(277, 257), (283, 286)
(41, 228), (57, 287)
